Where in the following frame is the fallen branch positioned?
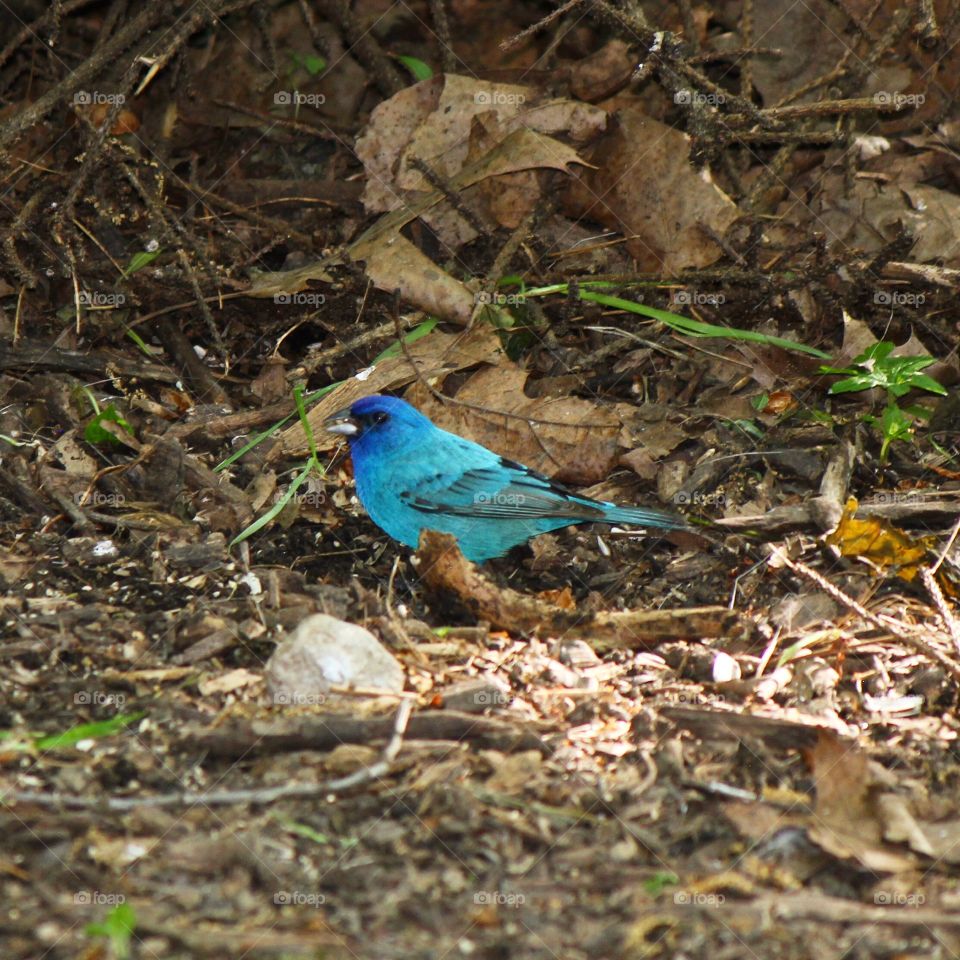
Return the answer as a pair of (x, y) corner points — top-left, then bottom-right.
(416, 531), (747, 650)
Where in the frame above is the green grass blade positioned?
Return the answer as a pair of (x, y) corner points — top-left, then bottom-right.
(230, 461), (314, 546)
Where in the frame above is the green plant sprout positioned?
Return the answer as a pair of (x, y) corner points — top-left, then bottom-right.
(78, 386), (135, 447)
(230, 384), (326, 546)
(86, 902), (136, 960)
(821, 342), (947, 463)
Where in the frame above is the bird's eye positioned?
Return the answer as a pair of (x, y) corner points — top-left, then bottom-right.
(373, 412), (389, 425)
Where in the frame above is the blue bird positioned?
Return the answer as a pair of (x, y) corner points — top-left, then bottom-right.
(325, 394), (687, 563)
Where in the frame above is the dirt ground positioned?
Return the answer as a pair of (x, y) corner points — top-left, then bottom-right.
(2, 0), (960, 958)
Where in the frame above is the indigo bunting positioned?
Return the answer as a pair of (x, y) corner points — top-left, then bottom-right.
(326, 394), (687, 563)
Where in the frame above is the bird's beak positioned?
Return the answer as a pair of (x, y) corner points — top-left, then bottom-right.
(324, 406), (359, 436)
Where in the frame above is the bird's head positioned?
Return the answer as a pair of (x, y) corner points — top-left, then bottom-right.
(325, 394), (434, 456)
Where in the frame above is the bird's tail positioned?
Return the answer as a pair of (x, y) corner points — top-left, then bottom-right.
(601, 504), (689, 531)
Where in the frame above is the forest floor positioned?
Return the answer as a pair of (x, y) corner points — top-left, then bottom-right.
(1, 0), (960, 957)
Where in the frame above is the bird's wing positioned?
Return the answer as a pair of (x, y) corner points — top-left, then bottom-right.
(399, 458), (608, 521)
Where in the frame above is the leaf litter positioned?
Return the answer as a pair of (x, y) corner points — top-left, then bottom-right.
(0, 0), (959, 958)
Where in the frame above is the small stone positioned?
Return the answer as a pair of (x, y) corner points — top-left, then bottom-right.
(266, 614), (404, 705)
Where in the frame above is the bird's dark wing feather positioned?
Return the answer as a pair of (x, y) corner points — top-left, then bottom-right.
(399, 459), (608, 521)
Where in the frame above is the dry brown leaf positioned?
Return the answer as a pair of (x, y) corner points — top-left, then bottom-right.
(817, 177), (960, 268)
(562, 106), (739, 273)
(749, 0), (849, 106)
(569, 39), (636, 102)
(482, 749), (544, 794)
(537, 586), (575, 609)
(244, 259), (333, 298)
(198, 668), (263, 697)
(356, 74), (603, 248)
(349, 232), (474, 325)
(805, 732), (918, 873)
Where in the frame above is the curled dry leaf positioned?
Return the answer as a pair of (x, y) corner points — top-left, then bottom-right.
(348, 127), (591, 324)
(805, 731), (919, 873)
(562, 106), (739, 273)
(244, 259), (333, 298)
(349, 232), (474, 325)
(356, 74), (605, 248)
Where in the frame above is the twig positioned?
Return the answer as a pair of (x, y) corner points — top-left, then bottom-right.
(930, 518), (960, 575)
(499, 0), (583, 50)
(769, 547), (960, 684)
(0, 0), (167, 150)
(921, 569), (960, 655)
(428, 0), (457, 73)
(5, 699), (414, 811)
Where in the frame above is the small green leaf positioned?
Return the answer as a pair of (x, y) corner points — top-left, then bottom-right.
(302, 54), (326, 75)
(644, 872), (679, 895)
(732, 419), (765, 440)
(125, 327), (153, 356)
(752, 393), (770, 412)
(122, 250), (160, 277)
(829, 376), (877, 394)
(84, 405), (135, 446)
(854, 341), (895, 363)
(907, 373), (948, 396)
(394, 54), (433, 82)
(86, 902), (136, 960)
(35, 713), (145, 751)
(373, 316), (439, 362)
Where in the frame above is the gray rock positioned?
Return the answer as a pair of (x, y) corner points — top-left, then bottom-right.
(266, 614), (404, 706)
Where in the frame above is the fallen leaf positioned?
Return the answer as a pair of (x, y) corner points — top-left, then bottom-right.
(356, 74), (603, 248)
(562, 106), (739, 273)
(198, 668), (263, 696)
(805, 731), (918, 873)
(349, 232), (474, 324)
(826, 497), (935, 583)
(245, 259), (333, 298)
